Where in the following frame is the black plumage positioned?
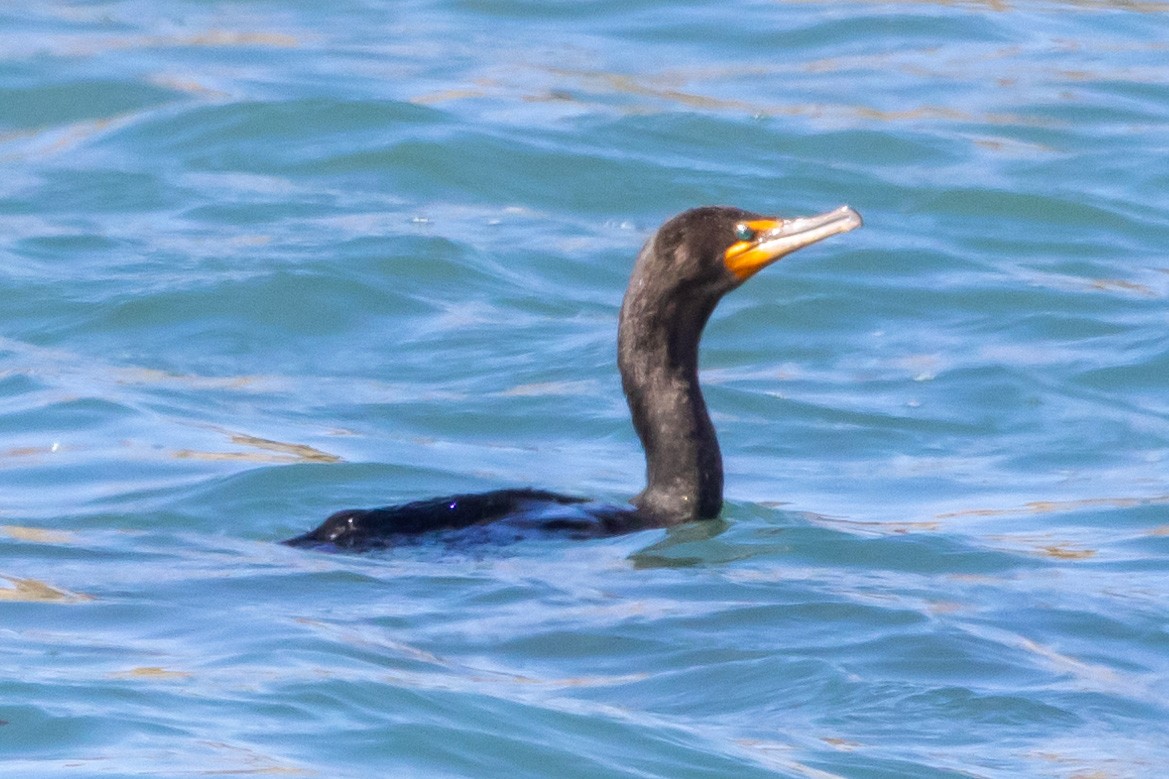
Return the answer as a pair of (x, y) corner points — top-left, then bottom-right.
(284, 205), (861, 550)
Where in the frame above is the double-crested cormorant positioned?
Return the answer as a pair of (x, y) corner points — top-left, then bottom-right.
(284, 205), (862, 550)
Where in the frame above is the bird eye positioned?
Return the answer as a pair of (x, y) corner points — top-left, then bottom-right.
(734, 223), (755, 242)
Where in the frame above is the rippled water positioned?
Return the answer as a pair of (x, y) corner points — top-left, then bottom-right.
(3, 1), (1168, 776)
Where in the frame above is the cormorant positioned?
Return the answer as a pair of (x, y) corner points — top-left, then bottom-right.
(284, 205), (862, 550)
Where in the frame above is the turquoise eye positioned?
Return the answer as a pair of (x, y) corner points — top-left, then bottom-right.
(734, 224), (755, 242)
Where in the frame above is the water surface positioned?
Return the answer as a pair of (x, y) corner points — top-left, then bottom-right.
(2, 1), (1168, 776)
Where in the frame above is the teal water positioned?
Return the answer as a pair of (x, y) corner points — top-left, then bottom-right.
(2, 1), (1168, 776)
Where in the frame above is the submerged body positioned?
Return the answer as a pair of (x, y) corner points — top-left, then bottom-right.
(285, 205), (861, 551)
(284, 489), (643, 550)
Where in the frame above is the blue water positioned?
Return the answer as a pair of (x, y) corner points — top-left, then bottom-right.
(3, 1), (1168, 776)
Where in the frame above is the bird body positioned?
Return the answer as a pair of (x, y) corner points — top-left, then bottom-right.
(284, 205), (861, 550)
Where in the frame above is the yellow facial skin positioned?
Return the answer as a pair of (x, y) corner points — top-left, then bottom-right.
(723, 219), (784, 281)
(723, 207), (863, 281)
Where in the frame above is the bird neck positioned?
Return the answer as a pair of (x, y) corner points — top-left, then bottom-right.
(617, 274), (724, 524)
